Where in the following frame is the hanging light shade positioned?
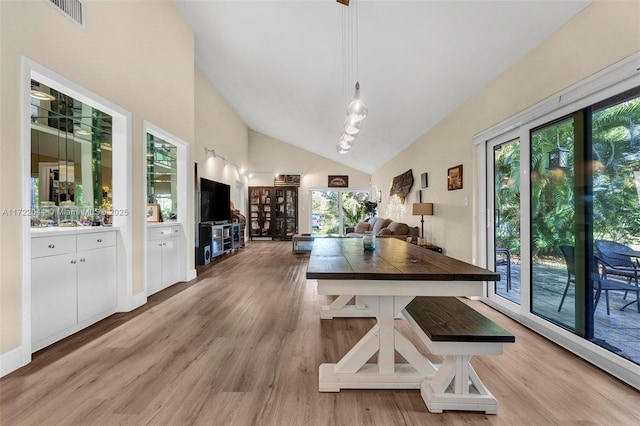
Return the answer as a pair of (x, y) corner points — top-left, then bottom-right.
(337, 144), (350, 154)
(548, 146), (570, 170)
(343, 115), (362, 135)
(338, 133), (355, 149)
(347, 82), (367, 121)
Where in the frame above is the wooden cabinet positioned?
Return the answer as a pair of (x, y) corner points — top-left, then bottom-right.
(273, 187), (298, 240)
(249, 186), (298, 240)
(249, 186), (272, 238)
(147, 224), (183, 295)
(31, 230), (117, 351)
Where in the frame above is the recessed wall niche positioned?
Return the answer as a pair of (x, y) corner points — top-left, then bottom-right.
(30, 80), (113, 224)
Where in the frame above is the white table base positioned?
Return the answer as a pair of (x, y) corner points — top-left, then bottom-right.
(320, 295), (375, 319)
(319, 295), (438, 391)
(315, 279), (502, 414)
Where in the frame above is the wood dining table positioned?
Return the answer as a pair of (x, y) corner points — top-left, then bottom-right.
(306, 237), (500, 392)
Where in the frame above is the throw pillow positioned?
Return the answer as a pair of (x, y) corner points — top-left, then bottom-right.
(372, 218), (393, 235)
(377, 228), (392, 236)
(387, 222), (409, 235)
(354, 221), (370, 234)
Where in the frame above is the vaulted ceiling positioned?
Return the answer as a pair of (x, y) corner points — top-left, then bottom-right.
(175, 0), (591, 174)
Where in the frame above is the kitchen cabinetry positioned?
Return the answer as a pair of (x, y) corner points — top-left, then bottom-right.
(249, 186), (298, 240)
(147, 224), (183, 295)
(31, 230), (117, 351)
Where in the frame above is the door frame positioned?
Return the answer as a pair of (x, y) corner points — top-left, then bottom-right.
(485, 130), (527, 312)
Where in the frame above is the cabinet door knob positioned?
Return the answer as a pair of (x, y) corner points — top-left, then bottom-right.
(80, 258), (86, 262)
(159, 243), (163, 247)
(70, 260), (77, 264)
(48, 244), (55, 249)
(97, 239), (102, 243)
(163, 242), (167, 246)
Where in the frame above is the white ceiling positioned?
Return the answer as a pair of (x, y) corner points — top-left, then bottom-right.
(175, 0), (590, 174)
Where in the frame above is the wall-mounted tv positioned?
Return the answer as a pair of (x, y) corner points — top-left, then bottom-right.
(200, 178), (231, 224)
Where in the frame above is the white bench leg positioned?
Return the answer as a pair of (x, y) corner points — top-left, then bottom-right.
(421, 355), (499, 415)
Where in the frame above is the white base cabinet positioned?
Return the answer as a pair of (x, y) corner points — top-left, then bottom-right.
(31, 230), (117, 351)
(147, 224), (183, 295)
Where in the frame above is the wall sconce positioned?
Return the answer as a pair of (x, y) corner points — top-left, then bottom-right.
(412, 202), (433, 239)
(204, 147), (216, 157)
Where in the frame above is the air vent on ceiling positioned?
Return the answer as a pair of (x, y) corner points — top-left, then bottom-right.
(48, 0), (84, 27)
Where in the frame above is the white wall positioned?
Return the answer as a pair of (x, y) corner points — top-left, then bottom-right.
(372, 0), (640, 261)
(0, 1), (194, 354)
(248, 130), (371, 233)
(194, 69), (249, 213)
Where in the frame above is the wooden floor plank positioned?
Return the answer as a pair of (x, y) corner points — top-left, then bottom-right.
(1, 241), (639, 425)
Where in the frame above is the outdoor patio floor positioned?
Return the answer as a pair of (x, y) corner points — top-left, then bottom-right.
(495, 262), (640, 364)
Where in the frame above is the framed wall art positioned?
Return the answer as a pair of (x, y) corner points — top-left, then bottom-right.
(328, 175), (349, 188)
(146, 203), (162, 222)
(447, 164), (463, 191)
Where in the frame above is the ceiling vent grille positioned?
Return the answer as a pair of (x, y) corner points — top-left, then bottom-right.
(48, 0), (84, 26)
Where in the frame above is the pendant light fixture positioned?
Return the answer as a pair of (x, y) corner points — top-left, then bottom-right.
(337, 0), (366, 155)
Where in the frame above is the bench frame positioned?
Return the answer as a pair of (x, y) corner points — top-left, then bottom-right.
(402, 309), (506, 414)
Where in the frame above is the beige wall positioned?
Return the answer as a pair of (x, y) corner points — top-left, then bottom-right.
(0, 1), (194, 353)
(248, 130), (371, 233)
(194, 70), (249, 210)
(372, 0), (640, 262)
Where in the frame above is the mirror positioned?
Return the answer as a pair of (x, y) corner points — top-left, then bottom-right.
(30, 80), (112, 226)
(147, 133), (178, 221)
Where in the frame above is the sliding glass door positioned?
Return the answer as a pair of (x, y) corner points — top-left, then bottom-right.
(530, 118), (577, 331)
(590, 91), (640, 358)
(485, 86), (640, 366)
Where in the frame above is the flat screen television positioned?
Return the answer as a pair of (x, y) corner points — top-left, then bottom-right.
(200, 178), (231, 223)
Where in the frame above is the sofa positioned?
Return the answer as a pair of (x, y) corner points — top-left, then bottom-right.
(345, 216), (419, 241)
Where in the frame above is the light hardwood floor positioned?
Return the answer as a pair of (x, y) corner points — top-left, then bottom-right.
(1, 241), (639, 425)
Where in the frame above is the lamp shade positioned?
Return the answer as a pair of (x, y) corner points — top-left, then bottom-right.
(412, 203), (433, 216)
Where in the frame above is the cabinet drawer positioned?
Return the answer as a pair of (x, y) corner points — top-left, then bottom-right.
(77, 231), (116, 251)
(32, 235), (76, 258)
(149, 227), (174, 240)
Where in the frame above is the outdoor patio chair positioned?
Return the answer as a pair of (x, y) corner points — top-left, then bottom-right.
(495, 247), (511, 291)
(558, 245), (575, 312)
(594, 255), (640, 315)
(595, 240), (639, 287)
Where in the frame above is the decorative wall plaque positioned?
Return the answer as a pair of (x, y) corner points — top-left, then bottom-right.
(328, 175), (349, 188)
(390, 169), (414, 203)
(274, 174), (300, 187)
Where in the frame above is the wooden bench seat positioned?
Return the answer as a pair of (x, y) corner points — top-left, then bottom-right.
(402, 296), (515, 414)
(404, 296), (515, 343)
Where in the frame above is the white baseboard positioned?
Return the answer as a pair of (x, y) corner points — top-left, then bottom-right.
(0, 345), (30, 378)
(124, 291), (147, 312)
(186, 269), (197, 281)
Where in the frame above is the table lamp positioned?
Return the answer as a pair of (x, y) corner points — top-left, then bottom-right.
(412, 202), (433, 239)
